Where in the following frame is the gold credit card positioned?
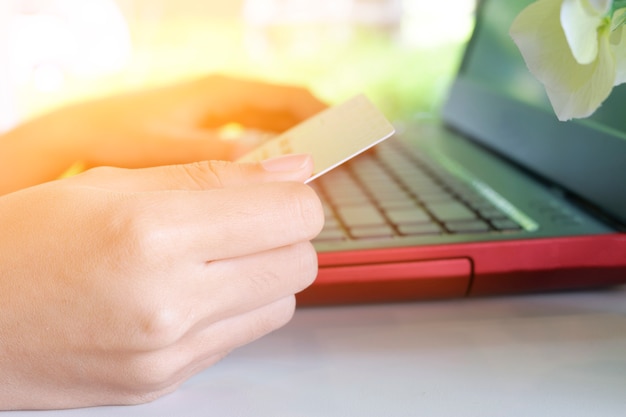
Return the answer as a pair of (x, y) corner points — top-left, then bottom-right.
(236, 94), (395, 183)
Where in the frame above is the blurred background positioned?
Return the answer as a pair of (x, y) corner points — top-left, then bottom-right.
(0, 0), (476, 132)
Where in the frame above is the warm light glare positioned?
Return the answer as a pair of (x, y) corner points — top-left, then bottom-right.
(10, 0), (131, 82)
(53, 0), (132, 77)
(218, 123), (246, 141)
(2, 0), (131, 126)
(3, 0), (475, 126)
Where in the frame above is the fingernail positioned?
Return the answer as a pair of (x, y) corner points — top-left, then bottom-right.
(261, 154), (311, 172)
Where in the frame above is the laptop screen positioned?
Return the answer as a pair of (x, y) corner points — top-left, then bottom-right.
(442, 0), (626, 228)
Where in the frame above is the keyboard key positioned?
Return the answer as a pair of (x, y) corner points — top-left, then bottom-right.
(324, 186), (370, 205)
(337, 206), (387, 227)
(368, 188), (410, 202)
(385, 208), (432, 224)
(426, 202), (477, 221)
(398, 223), (442, 236)
(350, 225), (395, 239)
(417, 192), (456, 204)
(379, 199), (418, 210)
(445, 220), (491, 233)
(405, 182), (444, 195)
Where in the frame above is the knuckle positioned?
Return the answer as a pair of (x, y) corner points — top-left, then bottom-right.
(121, 220), (162, 266)
(103, 310), (193, 396)
(175, 160), (253, 190)
(112, 200), (174, 267)
(69, 193), (163, 271)
(131, 303), (189, 350)
(104, 287), (188, 351)
(175, 161), (225, 190)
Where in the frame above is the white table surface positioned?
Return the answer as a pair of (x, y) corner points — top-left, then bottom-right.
(8, 286), (626, 417)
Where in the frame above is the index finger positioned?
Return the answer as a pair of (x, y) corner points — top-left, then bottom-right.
(125, 181), (324, 261)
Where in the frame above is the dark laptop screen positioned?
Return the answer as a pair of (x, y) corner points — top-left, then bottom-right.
(442, 0), (626, 227)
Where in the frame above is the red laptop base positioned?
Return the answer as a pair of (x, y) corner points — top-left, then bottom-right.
(297, 234), (626, 306)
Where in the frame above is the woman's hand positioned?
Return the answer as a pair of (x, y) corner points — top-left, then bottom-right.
(0, 154), (323, 410)
(0, 75), (327, 195)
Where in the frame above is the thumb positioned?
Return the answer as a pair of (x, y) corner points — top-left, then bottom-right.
(179, 153), (315, 189)
(71, 154), (314, 192)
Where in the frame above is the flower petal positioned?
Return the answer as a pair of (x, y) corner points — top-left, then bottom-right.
(511, 0), (573, 87)
(545, 32), (616, 120)
(560, 0), (607, 64)
(510, 0), (616, 120)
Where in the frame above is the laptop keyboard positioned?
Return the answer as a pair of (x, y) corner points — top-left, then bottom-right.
(312, 139), (523, 243)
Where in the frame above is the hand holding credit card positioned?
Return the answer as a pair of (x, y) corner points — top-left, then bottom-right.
(236, 95), (395, 183)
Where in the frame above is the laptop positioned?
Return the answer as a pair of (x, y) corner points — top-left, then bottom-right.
(298, 0), (626, 306)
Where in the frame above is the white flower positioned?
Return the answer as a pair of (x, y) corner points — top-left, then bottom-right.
(561, 0), (611, 64)
(510, 0), (626, 121)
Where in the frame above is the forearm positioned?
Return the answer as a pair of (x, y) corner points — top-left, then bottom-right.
(0, 113), (82, 196)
